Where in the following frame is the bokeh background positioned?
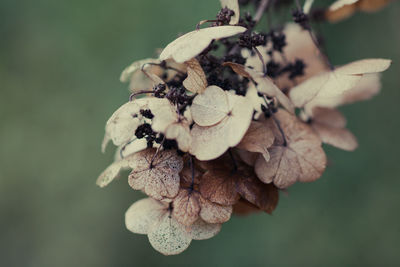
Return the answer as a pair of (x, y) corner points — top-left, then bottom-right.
(1, 0), (399, 266)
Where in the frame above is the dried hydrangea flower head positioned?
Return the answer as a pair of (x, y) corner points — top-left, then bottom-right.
(98, 0), (392, 255)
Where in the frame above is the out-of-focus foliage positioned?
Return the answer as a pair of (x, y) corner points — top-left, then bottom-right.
(0, 0), (399, 266)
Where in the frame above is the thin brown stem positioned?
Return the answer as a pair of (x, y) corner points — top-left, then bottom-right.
(272, 114), (287, 147)
(150, 137), (165, 168)
(129, 90), (154, 101)
(254, 0), (271, 23)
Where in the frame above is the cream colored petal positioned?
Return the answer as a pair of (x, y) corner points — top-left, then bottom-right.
(96, 159), (129, 188)
(159, 26), (246, 63)
(199, 196), (232, 224)
(165, 122), (192, 152)
(149, 98), (178, 133)
(190, 94), (253, 160)
(125, 198), (166, 235)
(187, 219), (221, 241)
(148, 213), (192, 255)
(104, 100), (146, 147)
(335, 58), (391, 75)
(191, 85), (229, 127)
(329, 0), (359, 11)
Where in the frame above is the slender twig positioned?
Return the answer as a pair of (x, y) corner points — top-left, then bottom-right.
(254, 0), (271, 23)
(129, 90), (154, 101)
(150, 136), (165, 168)
(189, 155), (195, 191)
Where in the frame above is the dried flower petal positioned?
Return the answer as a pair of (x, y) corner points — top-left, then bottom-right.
(310, 107), (358, 151)
(160, 26), (246, 63)
(183, 58), (208, 94)
(128, 149), (183, 200)
(289, 59), (391, 115)
(237, 121), (275, 162)
(125, 198), (166, 234)
(148, 213), (192, 255)
(187, 219), (221, 240)
(120, 58), (161, 83)
(190, 91), (253, 160)
(191, 85), (230, 126)
(255, 110), (327, 188)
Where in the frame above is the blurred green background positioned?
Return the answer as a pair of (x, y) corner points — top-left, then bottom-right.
(1, 0), (399, 266)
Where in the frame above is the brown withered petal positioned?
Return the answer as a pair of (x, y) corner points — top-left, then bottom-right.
(237, 121), (275, 162)
(191, 85), (230, 127)
(198, 195), (232, 224)
(235, 148), (259, 166)
(159, 26), (246, 63)
(233, 199), (262, 216)
(128, 149), (183, 200)
(199, 168), (240, 206)
(236, 174), (279, 214)
(255, 110), (327, 188)
(357, 0), (392, 12)
(183, 58), (208, 94)
(220, 0), (240, 24)
(172, 189), (201, 226)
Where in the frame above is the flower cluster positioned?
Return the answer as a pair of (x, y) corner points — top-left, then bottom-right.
(98, 0), (392, 255)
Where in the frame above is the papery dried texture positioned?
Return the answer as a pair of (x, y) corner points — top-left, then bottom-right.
(220, 0), (240, 24)
(175, 163), (233, 225)
(310, 107), (358, 151)
(237, 121), (275, 162)
(172, 188), (232, 226)
(223, 62), (295, 113)
(183, 58), (208, 94)
(191, 85), (230, 126)
(235, 169), (279, 214)
(125, 198), (221, 255)
(160, 26), (246, 63)
(101, 99), (149, 152)
(233, 199), (261, 216)
(289, 59), (391, 116)
(255, 110), (327, 188)
(114, 138), (149, 161)
(97, 149), (158, 187)
(96, 158), (129, 188)
(190, 88), (253, 160)
(128, 148), (183, 200)
(199, 167), (240, 206)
